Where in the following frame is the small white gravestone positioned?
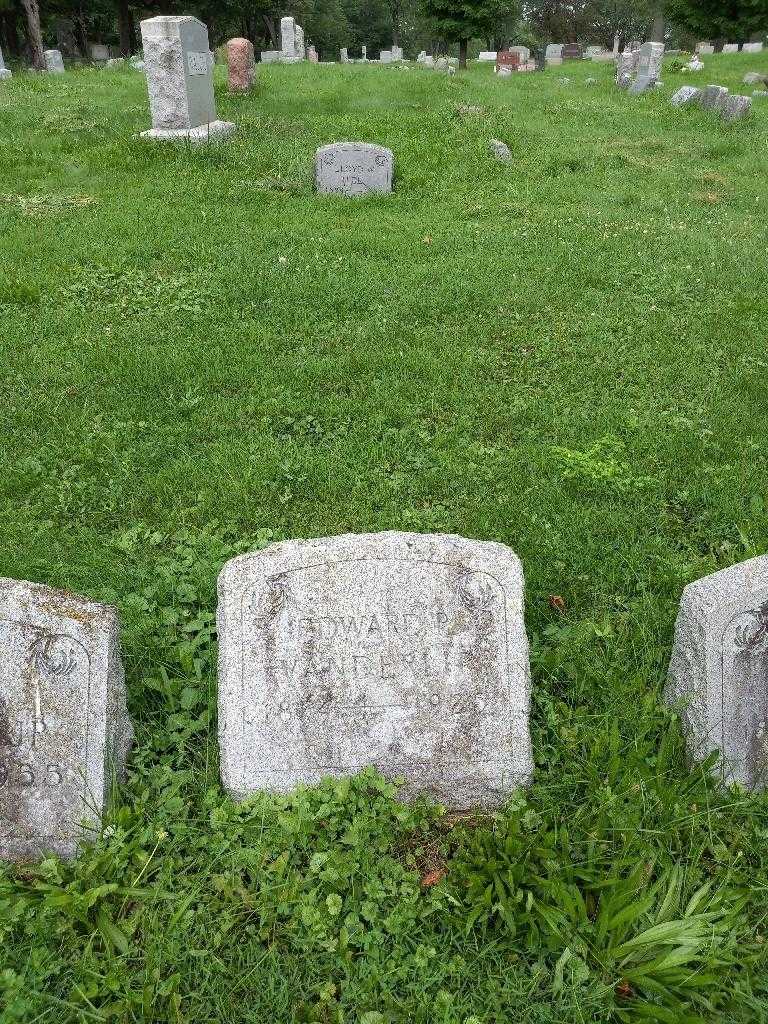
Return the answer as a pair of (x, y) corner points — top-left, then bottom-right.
(628, 41), (664, 94)
(667, 555), (768, 790)
(44, 49), (65, 73)
(0, 579), (133, 861)
(315, 142), (393, 196)
(545, 43), (564, 58)
(340, 47), (349, 63)
(698, 43), (715, 55)
(743, 42), (764, 53)
(392, 44), (403, 61)
(91, 43), (110, 62)
(0, 45), (11, 80)
(217, 533), (533, 809)
(671, 85), (702, 106)
(478, 51), (497, 61)
(722, 43), (739, 54)
(361, 45), (367, 60)
(280, 15), (296, 60)
(380, 50), (392, 63)
(261, 50), (280, 63)
(139, 16), (235, 144)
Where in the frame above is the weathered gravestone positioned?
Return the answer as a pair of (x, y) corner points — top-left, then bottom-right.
(671, 85), (702, 106)
(743, 42), (764, 53)
(628, 41), (664, 94)
(91, 43), (110, 62)
(699, 84), (729, 110)
(227, 36), (255, 92)
(217, 533), (533, 808)
(722, 93), (752, 120)
(615, 48), (638, 87)
(315, 142), (393, 196)
(340, 47), (349, 63)
(44, 49), (65, 73)
(0, 579), (133, 861)
(697, 43), (715, 55)
(140, 16), (235, 143)
(722, 43), (739, 54)
(489, 138), (512, 161)
(667, 555), (768, 789)
(0, 46), (11, 80)
(380, 50), (393, 63)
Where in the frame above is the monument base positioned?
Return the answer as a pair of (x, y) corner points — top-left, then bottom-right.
(139, 120), (236, 144)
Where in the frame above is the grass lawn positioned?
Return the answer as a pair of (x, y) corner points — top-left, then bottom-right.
(2, 52), (768, 1023)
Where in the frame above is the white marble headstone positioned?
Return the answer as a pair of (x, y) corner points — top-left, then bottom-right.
(0, 579), (133, 861)
(44, 49), (65, 73)
(667, 555), (768, 789)
(217, 533), (533, 809)
(0, 45), (11, 80)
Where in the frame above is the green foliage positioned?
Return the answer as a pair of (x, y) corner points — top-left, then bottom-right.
(664, 0), (768, 42)
(419, 0), (519, 44)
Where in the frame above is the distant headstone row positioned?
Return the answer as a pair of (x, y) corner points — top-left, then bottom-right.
(671, 83), (752, 120)
(6, 538), (768, 862)
(698, 41), (763, 54)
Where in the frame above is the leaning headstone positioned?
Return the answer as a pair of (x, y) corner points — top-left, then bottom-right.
(722, 93), (752, 120)
(0, 579), (133, 861)
(217, 533), (533, 808)
(44, 49), (65, 74)
(666, 555), (768, 790)
(628, 41), (664, 94)
(140, 16), (235, 144)
(489, 139), (512, 161)
(227, 37), (255, 92)
(0, 46), (11, 80)
(315, 142), (393, 196)
(699, 84), (729, 110)
(671, 85), (702, 106)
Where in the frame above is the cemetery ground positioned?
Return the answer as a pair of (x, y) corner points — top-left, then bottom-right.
(2, 50), (768, 1024)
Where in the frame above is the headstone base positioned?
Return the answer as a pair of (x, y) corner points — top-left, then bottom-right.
(139, 120), (236, 144)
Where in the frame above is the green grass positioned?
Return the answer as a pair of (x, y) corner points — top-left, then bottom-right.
(2, 53), (768, 1023)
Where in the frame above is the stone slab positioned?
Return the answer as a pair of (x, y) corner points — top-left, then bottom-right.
(139, 120), (236, 144)
(478, 51), (497, 61)
(217, 533), (533, 809)
(743, 42), (764, 53)
(0, 579), (132, 861)
(315, 141), (393, 196)
(141, 16), (217, 131)
(722, 43), (739, 54)
(666, 555), (768, 789)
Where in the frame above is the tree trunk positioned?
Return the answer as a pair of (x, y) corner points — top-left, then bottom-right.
(714, 38), (724, 52)
(459, 37), (467, 69)
(116, 0), (134, 57)
(20, 0), (44, 69)
(2, 11), (21, 57)
(262, 15), (277, 47)
(650, 5), (665, 43)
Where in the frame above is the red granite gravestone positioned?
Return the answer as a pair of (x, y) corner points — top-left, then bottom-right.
(495, 50), (521, 72)
(562, 44), (583, 60)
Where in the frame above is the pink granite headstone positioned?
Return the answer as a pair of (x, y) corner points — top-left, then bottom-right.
(307, 45), (319, 63)
(227, 36), (255, 92)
